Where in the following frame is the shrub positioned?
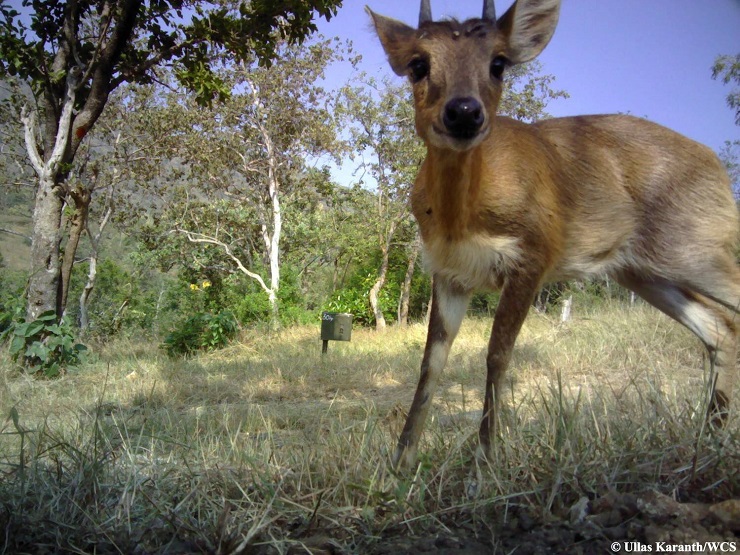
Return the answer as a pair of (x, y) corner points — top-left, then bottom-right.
(1, 310), (88, 378)
(162, 310), (238, 357)
(324, 271), (397, 327)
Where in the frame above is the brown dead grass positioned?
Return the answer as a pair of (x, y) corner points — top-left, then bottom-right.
(0, 301), (737, 553)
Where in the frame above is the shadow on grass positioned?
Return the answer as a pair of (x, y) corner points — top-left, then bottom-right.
(2, 319), (738, 554)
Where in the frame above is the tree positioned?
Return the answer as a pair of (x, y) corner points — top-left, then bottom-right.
(712, 54), (740, 200)
(0, 0), (342, 323)
(142, 38), (347, 329)
(397, 230), (420, 327)
(712, 53), (740, 125)
(498, 60), (569, 123)
(718, 141), (740, 201)
(339, 76), (423, 331)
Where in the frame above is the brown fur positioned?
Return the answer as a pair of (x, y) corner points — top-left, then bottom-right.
(369, 1), (740, 469)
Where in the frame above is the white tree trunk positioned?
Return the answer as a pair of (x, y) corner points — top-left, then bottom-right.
(560, 295), (573, 323)
(261, 114), (282, 330)
(369, 262), (388, 331)
(21, 70), (78, 321)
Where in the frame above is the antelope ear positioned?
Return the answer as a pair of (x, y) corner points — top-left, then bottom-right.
(367, 7), (417, 77)
(497, 0), (560, 64)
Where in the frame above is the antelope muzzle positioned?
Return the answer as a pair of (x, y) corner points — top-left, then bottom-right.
(442, 96), (485, 140)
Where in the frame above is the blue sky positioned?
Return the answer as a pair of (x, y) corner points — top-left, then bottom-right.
(316, 0), (739, 158)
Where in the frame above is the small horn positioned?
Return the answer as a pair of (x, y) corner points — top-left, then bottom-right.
(482, 0), (496, 21)
(419, 0), (432, 25)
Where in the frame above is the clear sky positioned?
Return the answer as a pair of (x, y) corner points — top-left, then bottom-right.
(316, 0), (740, 157)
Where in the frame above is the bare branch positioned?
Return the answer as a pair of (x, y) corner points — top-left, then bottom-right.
(48, 68), (82, 174)
(19, 105), (44, 177)
(176, 228), (273, 296)
(0, 228), (32, 242)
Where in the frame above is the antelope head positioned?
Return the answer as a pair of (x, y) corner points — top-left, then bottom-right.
(368, 0), (561, 151)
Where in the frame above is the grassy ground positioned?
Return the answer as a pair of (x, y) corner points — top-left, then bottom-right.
(1, 301), (738, 553)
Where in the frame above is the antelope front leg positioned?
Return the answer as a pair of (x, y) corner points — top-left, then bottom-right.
(393, 277), (470, 469)
(478, 271), (540, 461)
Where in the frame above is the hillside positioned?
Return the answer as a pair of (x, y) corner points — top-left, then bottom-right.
(0, 208), (31, 273)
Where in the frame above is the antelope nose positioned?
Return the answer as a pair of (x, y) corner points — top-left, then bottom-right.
(443, 97), (484, 139)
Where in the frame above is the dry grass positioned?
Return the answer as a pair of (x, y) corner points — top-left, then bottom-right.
(1, 301), (738, 553)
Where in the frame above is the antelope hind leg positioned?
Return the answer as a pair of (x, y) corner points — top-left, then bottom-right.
(618, 275), (738, 424)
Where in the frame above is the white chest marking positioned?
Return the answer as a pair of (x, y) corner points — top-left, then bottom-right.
(423, 234), (522, 290)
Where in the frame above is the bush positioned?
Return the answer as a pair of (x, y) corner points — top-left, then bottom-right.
(162, 310), (238, 357)
(324, 287), (371, 325)
(0, 266), (26, 334)
(324, 271), (397, 327)
(1, 310), (88, 378)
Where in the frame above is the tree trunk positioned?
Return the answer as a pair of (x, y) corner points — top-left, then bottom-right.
(21, 69), (79, 322)
(79, 189), (112, 331)
(425, 275), (434, 323)
(265, 166), (281, 331)
(79, 255), (96, 330)
(60, 186), (91, 318)
(369, 211), (400, 331)
(262, 122), (282, 331)
(249, 71), (283, 331)
(27, 173), (65, 321)
(397, 232), (421, 327)
(369, 245), (389, 331)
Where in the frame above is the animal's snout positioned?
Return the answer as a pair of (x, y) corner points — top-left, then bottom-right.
(443, 97), (485, 139)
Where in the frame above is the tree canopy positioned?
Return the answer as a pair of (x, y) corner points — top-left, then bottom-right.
(0, 0), (342, 322)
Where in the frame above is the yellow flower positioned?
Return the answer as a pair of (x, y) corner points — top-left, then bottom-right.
(202, 280), (212, 288)
(190, 283), (199, 291)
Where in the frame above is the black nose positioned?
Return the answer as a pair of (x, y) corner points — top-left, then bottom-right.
(443, 97), (485, 139)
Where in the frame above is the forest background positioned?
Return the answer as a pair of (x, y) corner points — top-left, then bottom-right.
(0, 0), (738, 366)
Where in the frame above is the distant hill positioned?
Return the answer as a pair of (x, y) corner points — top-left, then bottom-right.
(0, 206), (32, 274)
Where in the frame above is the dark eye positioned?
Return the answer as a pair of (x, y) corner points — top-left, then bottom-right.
(408, 58), (429, 83)
(490, 55), (508, 80)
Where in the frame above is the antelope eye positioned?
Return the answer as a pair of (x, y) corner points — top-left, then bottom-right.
(408, 58), (429, 83)
(490, 55), (508, 80)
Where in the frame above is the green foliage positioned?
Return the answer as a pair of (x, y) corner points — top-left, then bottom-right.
(67, 257), (168, 340)
(224, 265), (316, 328)
(324, 288), (371, 325)
(1, 311), (87, 378)
(231, 285), (272, 326)
(499, 60), (570, 122)
(469, 291), (501, 317)
(1, 0), (343, 328)
(712, 53), (740, 125)
(162, 310), (238, 357)
(325, 270), (396, 327)
(718, 140), (740, 200)
(273, 265), (317, 326)
(0, 0), (343, 106)
(0, 259), (25, 335)
(243, 1), (343, 65)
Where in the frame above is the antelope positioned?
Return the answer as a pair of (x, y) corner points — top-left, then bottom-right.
(368, 0), (740, 468)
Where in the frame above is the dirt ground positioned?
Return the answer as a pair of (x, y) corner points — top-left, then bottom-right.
(360, 491), (739, 555)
